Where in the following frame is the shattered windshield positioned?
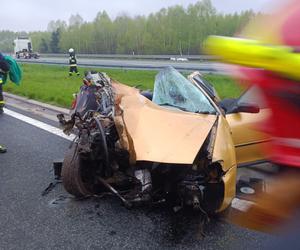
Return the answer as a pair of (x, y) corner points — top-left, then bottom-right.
(152, 67), (216, 114)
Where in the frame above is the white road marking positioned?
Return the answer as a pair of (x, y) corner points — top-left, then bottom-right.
(231, 198), (255, 212)
(4, 108), (75, 141)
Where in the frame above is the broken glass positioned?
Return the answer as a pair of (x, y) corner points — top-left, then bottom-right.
(152, 67), (216, 114)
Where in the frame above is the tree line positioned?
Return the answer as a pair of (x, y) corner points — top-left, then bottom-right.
(0, 0), (256, 55)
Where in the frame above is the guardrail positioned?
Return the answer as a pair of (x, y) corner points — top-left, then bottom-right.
(41, 53), (216, 61)
(16, 58), (219, 73)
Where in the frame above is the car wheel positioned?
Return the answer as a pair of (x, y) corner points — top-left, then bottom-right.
(62, 143), (95, 197)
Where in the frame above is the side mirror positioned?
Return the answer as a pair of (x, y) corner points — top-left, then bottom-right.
(232, 102), (260, 114)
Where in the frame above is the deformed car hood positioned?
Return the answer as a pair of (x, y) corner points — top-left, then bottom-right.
(114, 83), (217, 164)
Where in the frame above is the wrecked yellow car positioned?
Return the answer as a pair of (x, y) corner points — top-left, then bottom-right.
(59, 67), (266, 214)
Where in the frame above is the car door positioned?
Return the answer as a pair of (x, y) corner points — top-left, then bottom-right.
(226, 86), (271, 166)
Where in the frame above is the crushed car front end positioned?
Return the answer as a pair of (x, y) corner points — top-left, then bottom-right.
(59, 67), (237, 214)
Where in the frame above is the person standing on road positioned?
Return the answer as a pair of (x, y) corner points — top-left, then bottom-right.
(0, 52), (22, 153)
(0, 52), (10, 114)
(68, 48), (80, 76)
(204, 0), (300, 234)
(0, 53), (22, 114)
(0, 53), (10, 153)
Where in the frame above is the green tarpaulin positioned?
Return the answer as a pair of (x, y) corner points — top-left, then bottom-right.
(2, 56), (22, 85)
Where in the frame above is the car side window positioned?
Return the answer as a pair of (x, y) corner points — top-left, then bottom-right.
(237, 86), (268, 109)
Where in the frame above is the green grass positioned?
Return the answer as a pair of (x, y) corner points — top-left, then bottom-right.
(3, 64), (242, 108)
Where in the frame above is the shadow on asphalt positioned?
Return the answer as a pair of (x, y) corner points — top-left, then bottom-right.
(44, 186), (232, 248)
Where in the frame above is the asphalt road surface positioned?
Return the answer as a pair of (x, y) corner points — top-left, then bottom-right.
(0, 105), (273, 250)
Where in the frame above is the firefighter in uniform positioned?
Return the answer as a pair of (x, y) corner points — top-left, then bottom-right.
(68, 48), (80, 76)
(0, 53), (10, 153)
(0, 53), (10, 115)
(0, 53), (22, 153)
(204, 0), (300, 233)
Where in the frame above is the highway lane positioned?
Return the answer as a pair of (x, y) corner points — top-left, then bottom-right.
(0, 107), (273, 250)
(17, 57), (225, 72)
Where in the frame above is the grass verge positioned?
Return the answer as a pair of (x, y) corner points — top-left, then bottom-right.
(3, 63), (242, 108)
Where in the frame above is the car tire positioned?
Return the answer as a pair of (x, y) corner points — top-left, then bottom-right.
(62, 143), (94, 197)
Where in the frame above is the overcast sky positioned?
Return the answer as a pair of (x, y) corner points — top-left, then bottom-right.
(1, 0), (274, 32)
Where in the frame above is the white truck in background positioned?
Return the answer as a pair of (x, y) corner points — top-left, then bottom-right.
(13, 36), (40, 59)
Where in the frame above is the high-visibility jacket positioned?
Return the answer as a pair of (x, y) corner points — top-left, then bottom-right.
(204, 37), (300, 167)
(0, 73), (5, 105)
(69, 55), (77, 66)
